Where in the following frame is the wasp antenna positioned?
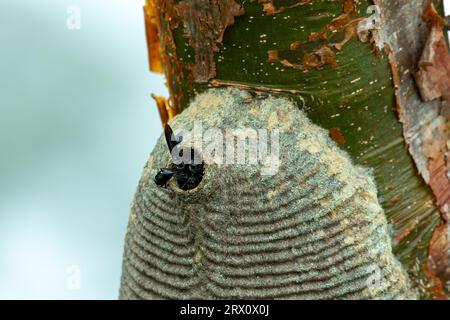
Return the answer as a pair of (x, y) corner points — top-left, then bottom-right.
(164, 124), (177, 153)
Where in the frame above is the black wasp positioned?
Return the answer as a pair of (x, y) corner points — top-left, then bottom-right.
(154, 125), (204, 190)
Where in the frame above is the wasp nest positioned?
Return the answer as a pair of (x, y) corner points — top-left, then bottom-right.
(120, 88), (416, 299)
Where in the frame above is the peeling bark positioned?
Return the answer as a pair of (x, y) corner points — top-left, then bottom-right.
(144, 2), (164, 74)
(151, 94), (174, 127)
(308, 0), (363, 48)
(372, 0), (450, 295)
(267, 0), (373, 71)
(254, 0), (314, 15)
(426, 222), (450, 298)
(372, 1), (450, 218)
(415, 4), (450, 101)
(144, 0), (186, 115)
(268, 45), (338, 71)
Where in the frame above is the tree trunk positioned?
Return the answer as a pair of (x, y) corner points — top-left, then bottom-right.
(121, 0), (450, 299)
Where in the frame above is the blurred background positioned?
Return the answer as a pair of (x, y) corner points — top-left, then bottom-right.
(0, 0), (449, 300)
(0, 0), (167, 299)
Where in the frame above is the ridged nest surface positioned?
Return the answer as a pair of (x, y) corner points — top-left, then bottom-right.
(120, 88), (416, 299)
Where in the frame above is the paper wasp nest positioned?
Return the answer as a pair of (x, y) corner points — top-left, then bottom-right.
(120, 88), (416, 299)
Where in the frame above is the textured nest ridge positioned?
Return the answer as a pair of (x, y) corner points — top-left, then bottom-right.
(120, 88), (416, 299)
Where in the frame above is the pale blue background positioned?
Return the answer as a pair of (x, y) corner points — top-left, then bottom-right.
(0, 0), (167, 299)
(0, 0), (449, 300)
